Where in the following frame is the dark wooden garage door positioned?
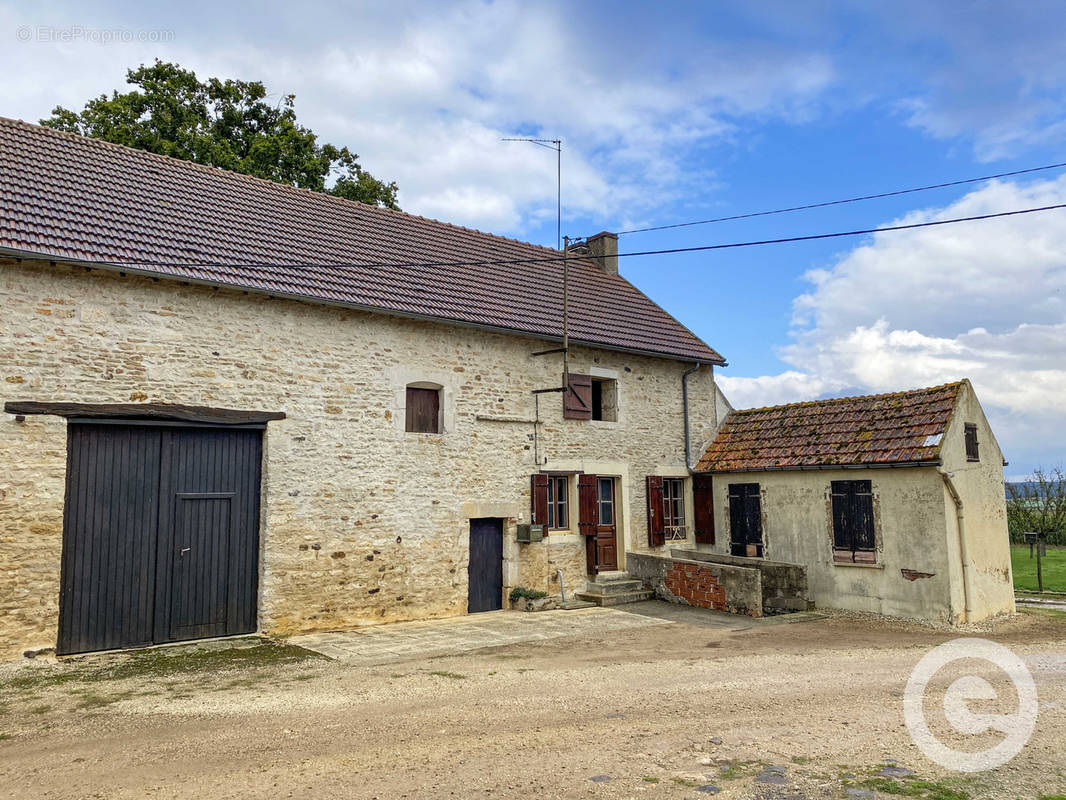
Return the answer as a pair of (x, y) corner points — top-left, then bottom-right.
(57, 423), (262, 655)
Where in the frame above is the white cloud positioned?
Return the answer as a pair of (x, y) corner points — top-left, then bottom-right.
(719, 177), (1066, 472)
(0, 1), (835, 235)
(875, 2), (1066, 161)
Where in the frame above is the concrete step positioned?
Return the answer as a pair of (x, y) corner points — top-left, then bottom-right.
(585, 579), (645, 596)
(574, 589), (654, 607)
(591, 570), (631, 583)
(559, 599), (597, 610)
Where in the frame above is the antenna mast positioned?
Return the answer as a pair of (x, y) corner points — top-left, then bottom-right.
(502, 137), (562, 250)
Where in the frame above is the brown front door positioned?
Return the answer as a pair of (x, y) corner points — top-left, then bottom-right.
(594, 477), (618, 572)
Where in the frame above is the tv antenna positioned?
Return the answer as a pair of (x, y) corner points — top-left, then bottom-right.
(502, 137), (562, 250)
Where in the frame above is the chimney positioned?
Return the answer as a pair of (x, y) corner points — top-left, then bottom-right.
(584, 231), (618, 275)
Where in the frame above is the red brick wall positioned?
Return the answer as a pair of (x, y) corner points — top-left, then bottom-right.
(663, 562), (727, 610)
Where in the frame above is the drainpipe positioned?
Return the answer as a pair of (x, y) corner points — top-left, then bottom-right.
(682, 363), (700, 469)
(939, 469), (975, 622)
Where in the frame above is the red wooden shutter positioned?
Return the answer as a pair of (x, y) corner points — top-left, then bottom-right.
(530, 474), (549, 526)
(693, 474), (715, 544)
(577, 474), (597, 536)
(646, 475), (665, 547)
(564, 373), (593, 420)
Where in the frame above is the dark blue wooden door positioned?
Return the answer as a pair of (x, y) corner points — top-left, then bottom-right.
(728, 483), (763, 557)
(155, 428), (262, 644)
(58, 425), (162, 655)
(58, 423), (262, 654)
(468, 518), (503, 613)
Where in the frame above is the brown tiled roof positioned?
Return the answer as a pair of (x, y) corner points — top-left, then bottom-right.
(0, 117), (723, 364)
(695, 382), (964, 472)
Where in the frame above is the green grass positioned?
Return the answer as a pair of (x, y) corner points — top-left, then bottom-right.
(0, 639), (325, 710)
(1011, 545), (1066, 592)
(427, 670), (466, 680)
(641, 776), (659, 783)
(857, 775), (970, 799)
(716, 760), (758, 781)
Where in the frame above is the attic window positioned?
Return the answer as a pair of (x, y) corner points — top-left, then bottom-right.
(564, 374), (618, 421)
(590, 378), (618, 422)
(965, 423), (980, 462)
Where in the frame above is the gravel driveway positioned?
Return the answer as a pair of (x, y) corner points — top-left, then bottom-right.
(0, 605), (1063, 800)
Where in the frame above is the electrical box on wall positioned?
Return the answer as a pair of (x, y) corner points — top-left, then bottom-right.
(516, 524), (545, 543)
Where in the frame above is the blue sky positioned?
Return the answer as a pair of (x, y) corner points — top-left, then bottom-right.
(2, 0), (1065, 475)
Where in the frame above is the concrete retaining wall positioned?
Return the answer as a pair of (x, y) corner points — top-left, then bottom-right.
(626, 552), (762, 617)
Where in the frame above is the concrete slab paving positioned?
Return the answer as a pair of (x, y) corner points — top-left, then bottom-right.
(288, 606), (672, 665)
(619, 600), (828, 629)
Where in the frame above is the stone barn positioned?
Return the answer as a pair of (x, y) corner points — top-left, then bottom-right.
(0, 117), (732, 658)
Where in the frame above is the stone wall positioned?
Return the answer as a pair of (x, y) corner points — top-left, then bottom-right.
(0, 258), (722, 657)
(626, 552), (762, 616)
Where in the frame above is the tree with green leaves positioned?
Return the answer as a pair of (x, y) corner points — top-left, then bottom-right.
(1006, 467), (1066, 545)
(42, 60), (399, 209)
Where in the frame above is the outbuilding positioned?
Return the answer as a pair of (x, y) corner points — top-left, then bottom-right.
(691, 380), (1015, 624)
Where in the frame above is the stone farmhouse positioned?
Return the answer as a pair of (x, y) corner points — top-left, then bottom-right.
(0, 118), (731, 657)
(0, 118), (1013, 658)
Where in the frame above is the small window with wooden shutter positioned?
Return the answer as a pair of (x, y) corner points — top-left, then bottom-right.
(964, 423), (980, 462)
(405, 385), (441, 433)
(564, 373), (618, 422)
(548, 475), (569, 528)
(831, 480), (876, 563)
(532, 474), (570, 529)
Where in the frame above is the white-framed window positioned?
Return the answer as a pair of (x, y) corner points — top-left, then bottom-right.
(663, 477), (687, 540)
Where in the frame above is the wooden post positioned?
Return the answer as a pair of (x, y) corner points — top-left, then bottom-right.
(1037, 541), (1044, 593)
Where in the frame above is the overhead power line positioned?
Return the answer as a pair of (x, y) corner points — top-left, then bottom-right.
(615, 160), (1066, 235)
(87, 201), (1066, 273)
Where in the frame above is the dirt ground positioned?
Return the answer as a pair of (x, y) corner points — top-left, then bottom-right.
(0, 605), (1064, 800)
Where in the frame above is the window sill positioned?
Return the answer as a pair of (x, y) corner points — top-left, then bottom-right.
(832, 560), (884, 569)
(405, 431), (444, 437)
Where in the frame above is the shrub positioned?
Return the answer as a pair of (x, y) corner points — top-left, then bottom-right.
(508, 586), (548, 604)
